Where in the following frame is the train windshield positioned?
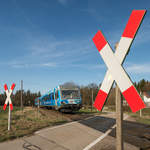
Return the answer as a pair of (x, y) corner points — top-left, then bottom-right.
(61, 90), (80, 99)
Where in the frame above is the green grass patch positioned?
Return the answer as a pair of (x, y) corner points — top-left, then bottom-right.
(78, 107), (104, 114)
(0, 106), (68, 143)
(129, 109), (150, 125)
(136, 117), (150, 125)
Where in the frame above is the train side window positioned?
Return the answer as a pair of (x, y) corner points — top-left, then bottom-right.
(55, 90), (58, 99)
(51, 93), (54, 100)
(44, 96), (48, 101)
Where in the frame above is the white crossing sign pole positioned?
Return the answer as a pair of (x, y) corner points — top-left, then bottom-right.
(3, 83), (16, 131)
(8, 104), (11, 131)
(115, 43), (123, 150)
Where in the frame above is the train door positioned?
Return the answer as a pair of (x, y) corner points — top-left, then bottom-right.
(50, 92), (55, 106)
(54, 88), (58, 109)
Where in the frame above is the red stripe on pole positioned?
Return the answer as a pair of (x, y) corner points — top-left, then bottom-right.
(4, 84), (8, 91)
(122, 85), (146, 112)
(93, 30), (107, 52)
(3, 104), (7, 110)
(10, 104), (13, 110)
(94, 89), (108, 111)
(11, 83), (15, 90)
(122, 10), (146, 38)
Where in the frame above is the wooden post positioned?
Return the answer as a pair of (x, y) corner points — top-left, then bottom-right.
(21, 80), (23, 112)
(140, 91), (142, 117)
(116, 85), (123, 150)
(140, 109), (142, 117)
(37, 100), (40, 118)
(115, 42), (123, 150)
(91, 89), (93, 112)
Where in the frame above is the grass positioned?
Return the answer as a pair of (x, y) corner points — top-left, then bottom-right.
(78, 107), (105, 114)
(0, 106), (68, 142)
(128, 108), (150, 125)
(0, 105), (148, 142)
(0, 106), (103, 142)
(135, 117), (150, 125)
(105, 105), (150, 125)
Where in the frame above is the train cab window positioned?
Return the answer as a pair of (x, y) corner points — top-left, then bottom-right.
(43, 95), (49, 101)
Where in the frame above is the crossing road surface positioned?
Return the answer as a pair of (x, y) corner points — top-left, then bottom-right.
(0, 113), (150, 150)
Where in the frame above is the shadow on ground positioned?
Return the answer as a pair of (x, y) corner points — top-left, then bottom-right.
(79, 116), (150, 150)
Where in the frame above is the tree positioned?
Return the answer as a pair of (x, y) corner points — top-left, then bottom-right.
(80, 83), (99, 106)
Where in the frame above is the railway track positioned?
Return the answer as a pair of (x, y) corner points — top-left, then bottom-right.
(39, 107), (94, 121)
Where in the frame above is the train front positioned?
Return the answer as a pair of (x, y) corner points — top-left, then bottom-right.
(59, 86), (82, 112)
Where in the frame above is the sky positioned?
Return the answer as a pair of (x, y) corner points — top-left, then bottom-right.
(0, 0), (150, 94)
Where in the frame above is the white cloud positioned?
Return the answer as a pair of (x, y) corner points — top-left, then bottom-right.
(30, 40), (70, 58)
(27, 34), (94, 65)
(0, 33), (95, 70)
(89, 64), (105, 70)
(5, 60), (57, 69)
(66, 64), (105, 70)
(41, 62), (57, 67)
(11, 63), (30, 68)
(126, 63), (150, 74)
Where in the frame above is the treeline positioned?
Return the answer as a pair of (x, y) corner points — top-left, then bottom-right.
(0, 90), (41, 106)
(135, 79), (150, 92)
(80, 79), (150, 106)
(80, 83), (99, 106)
(80, 82), (116, 106)
(0, 79), (149, 107)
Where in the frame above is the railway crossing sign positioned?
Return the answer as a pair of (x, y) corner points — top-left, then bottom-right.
(93, 10), (146, 113)
(3, 83), (15, 111)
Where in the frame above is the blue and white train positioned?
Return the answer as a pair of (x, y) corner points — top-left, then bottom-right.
(35, 85), (82, 112)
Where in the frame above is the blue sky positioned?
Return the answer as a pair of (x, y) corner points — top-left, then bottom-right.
(0, 0), (150, 94)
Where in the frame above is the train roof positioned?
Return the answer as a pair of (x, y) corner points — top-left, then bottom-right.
(40, 93), (49, 98)
(38, 84), (80, 98)
(59, 85), (80, 90)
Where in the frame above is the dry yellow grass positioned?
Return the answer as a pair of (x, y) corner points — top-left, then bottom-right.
(0, 106), (67, 142)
